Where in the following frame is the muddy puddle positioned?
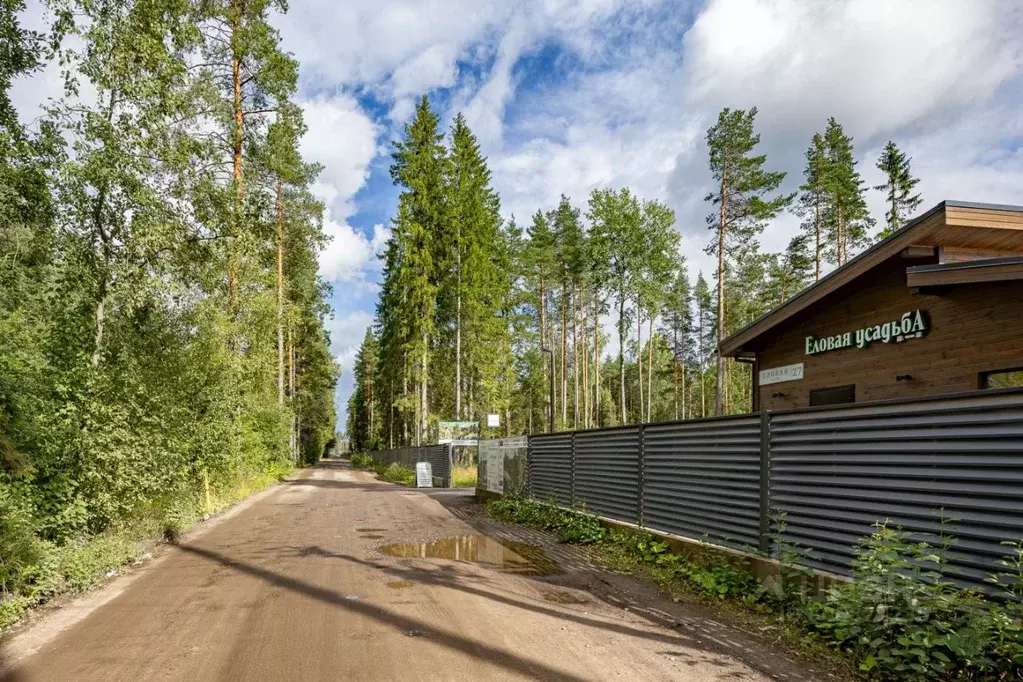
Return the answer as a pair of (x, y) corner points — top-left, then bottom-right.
(356, 528), (386, 533)
(543, 591), (589, 605)
(360, 534), (384, 540)
(379, 534), (561, 576)
(386, 580), (414, 589)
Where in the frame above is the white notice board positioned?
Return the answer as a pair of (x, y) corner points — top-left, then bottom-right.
(415, 462), (433, 488)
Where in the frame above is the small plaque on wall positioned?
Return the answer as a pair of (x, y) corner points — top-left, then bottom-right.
(759, 363), (804, 386)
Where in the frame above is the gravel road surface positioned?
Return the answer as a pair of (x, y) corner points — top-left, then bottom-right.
(1, 460), (826, 681)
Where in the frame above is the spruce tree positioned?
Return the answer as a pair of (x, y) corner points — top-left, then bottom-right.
(385, 96), (446, 444)
(704, 107), (791, 415)
(874, 141), (922, 238)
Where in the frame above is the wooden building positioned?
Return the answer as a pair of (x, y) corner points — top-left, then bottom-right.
(719, 201), (1023, 412)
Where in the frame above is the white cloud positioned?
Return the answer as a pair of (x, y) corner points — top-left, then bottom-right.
(297, 94), (384, 283)
(328, 310), (374, 357)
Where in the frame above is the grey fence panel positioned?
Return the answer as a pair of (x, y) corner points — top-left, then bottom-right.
(770, 391), (1023, 585)
(528, 432), (573, 504)
(573, 427), (640, 521)
(366, 445), (452, 487)
(642, 416), (762, 550)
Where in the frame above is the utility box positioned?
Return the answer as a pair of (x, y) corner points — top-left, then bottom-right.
(415, 462), (433, 488)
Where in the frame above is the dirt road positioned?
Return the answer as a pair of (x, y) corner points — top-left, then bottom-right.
(1, 460), (827, 681)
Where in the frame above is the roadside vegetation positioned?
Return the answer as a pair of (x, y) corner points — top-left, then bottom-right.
(452, 465), (478, 487)
(1, 2), (336, 632)
(485, 497), (1023, 681)
(350, 454), (416, 486)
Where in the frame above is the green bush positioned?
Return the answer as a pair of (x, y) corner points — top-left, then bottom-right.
(799, 521), (1023, 681)
(349, 453), (374, 469)
(485, 498), (1023, 680)
(374, 462), (415, 486)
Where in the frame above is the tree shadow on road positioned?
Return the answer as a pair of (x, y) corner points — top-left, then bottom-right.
(300, 546), (821, 681)
(174, 542), (593, 682)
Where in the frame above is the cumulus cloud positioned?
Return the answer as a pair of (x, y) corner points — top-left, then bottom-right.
(296, 94), (384, 283)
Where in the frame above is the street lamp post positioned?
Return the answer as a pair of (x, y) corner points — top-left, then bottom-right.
(540, 347), (554, 433)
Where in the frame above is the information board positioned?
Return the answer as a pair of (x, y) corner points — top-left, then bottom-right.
(415, 462), (433, 488)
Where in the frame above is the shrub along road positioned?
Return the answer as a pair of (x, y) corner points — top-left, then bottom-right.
(1, 460), (823, 681)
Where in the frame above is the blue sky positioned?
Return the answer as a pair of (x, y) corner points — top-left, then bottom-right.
(268, 0), (1023, 429)
(19, 1), (1019, 429)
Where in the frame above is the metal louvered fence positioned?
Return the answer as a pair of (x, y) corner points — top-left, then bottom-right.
(526, 388), (1023, 588)
(366, 444), (453, 487)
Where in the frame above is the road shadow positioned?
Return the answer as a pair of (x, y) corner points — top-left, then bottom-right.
(174, 542), (591, 682)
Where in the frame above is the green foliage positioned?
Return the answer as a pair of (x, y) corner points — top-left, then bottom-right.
(349, 453), (374, 469)
(451, 465), (477, 488)
(799, 521), (1023, 681)
(373, 462), (416, 486)
(874, 141), (922, 239)
(0, 0), (335, 630)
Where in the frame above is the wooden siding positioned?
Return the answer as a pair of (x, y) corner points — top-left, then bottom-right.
(756, 254), (1023, 411)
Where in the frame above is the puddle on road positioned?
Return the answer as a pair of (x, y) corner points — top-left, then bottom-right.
(386, 580), (414, 589)
(356, 528), (386, 533)
(378, 534), (561, 576)
(359, 534), (384, 540)
(543, 591), (590, 605)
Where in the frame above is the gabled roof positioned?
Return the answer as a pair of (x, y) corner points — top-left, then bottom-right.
(719, 200), (1023, 357)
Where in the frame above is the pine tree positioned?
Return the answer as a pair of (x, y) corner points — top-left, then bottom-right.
(659, 260), (691, 421)
(794, 133), (828, 280)
(874, 141), (922, 239)
(704, 107), (792, 415)
(822, 117), (873, 265)
(692, 273), (714, 419)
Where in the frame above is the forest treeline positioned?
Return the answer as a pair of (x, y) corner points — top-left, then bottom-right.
(1, 0), (335, 602)
(346, 101), (922, 450)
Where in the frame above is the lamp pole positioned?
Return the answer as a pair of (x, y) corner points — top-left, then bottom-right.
(540, 347), (554, 433)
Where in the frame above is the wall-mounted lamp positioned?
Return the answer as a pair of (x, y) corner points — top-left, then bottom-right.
(896, 374), (913, 382)
(772, 392), (789, 399)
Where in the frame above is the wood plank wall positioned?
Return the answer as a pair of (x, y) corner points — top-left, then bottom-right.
(756, 254), (1023, 411)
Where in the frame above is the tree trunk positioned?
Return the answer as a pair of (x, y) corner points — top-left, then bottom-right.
(92, 284), (106, 367)
(229, 7), (244, 308)
(561, 289), (567, 427)
(572, 285), (579, 430)
(593, 299), (600, 428)
(715, 176), (727, 416)
(681, 359), (686, 420)
(581, 291), (588, 429)
(538, 272), (548, 424)
(455, 225), (462, 419)
(673, 359), (678, 421)
(647, 315), (654, 422)
(813, 195), (822, 280)
(276, 177), (285, 405)
(636, 296), (643, 424)
(420, 336), (428, 446)
(618, 291), (626, 425)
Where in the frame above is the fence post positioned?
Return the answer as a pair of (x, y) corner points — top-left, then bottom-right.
(570, 431), (576, 507)
(759, 411), (771, 553)
(637, 424), (645, 527)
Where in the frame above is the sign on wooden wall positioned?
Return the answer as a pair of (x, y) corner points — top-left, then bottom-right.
(759, 363), (804, 385)
(805, 309), (929, 356)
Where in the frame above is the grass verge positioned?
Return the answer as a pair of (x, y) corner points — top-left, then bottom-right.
(485, 497), (1023, 682)
(452, 465), (477, 487)
(0, 466), (291, 633)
